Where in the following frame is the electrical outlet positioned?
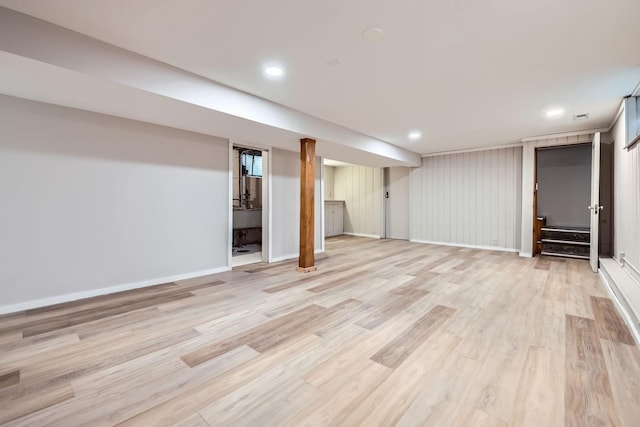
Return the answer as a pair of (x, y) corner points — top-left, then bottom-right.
(491, 239), (498, 246)
(618, 252), (625, 264)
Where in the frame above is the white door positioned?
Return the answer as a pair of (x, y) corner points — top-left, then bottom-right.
(589, 133), (601, 272)
(334, 203), (343, 236)
(385, 167), (410, 240)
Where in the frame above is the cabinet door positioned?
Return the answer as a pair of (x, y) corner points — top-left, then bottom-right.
(325, 203), (334, 236)
(334, 203), (343, 235)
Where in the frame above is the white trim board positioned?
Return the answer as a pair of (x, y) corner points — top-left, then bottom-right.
(320, 157), (326, 253)
(599, 259), (640, 347)
(227, 140), (234, 269)
(421, 143), (523, 158)
(521, 128), (605, 143)
(270, 253), (300, 263)
(410, 239), (519, 253)
(0, 266), (230, 315)
(622, 258), (640, 285)
(344, 232), (382, 239)
(271, 249), (325, 264)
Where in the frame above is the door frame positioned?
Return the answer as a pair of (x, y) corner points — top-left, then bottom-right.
(532, 150), (538, 255)
(589, 132), (602, 272)
(520, 132), (595, 257)
(383, 166), (410, 240)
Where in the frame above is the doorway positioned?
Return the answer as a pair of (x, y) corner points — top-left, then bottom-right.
(531, 133), (612, 272)
(231, 144), (269, 267)
(534, 144), (592, 259)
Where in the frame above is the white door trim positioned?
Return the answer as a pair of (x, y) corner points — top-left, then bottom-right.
(590, 132), (601, 272)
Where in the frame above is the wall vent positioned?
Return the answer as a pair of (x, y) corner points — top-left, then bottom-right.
(573, 113), (589, 121)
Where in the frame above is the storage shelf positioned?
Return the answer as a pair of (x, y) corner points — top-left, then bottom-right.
(541, 239), (590, 246)
(541, 227), (590, 234)
(541, 251), (589, 260)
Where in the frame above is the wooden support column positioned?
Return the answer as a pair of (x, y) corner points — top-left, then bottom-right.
(297, 138), (316, 272)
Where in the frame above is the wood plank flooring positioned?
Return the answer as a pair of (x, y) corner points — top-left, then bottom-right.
(1, 236), (639, 426)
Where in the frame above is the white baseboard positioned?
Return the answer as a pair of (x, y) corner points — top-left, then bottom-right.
(410, 239), (518, 253)
(0, 266), (230, 315)
(344, 232), (381, 239)
(270, 249), (324, 264)
(271, 253), (298, 263)
(599, 258), (640, 347)
(519, 251), (533, 258)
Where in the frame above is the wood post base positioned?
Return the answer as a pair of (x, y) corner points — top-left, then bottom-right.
(296, 266), (316, 273)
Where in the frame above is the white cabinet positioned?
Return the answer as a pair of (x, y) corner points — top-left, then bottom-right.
(324, 201), (344, 237)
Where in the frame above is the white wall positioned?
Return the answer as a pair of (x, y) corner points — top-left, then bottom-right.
(271, 148), (322, 261)
(0, 95), (230, 311)
(324, 165), (335, 200)
(334, 165), (384, 238)
(600, 102), (640, 339)
(613, 109), (640, 271)
(536, 145), (591, 227)
(410, 147), (523, 251)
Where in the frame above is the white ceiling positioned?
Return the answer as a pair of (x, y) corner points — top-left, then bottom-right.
(1, 0), (640, 155)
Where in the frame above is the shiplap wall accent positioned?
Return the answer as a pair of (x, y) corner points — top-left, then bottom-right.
(599, 109), (640, 341)
(324, 165), (336, 200)
(410, 147), (523, 251)
(333, 165), (384, 238)
(613, 110), (640, 278)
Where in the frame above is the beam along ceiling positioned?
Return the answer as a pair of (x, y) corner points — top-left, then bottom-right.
(1, 0), (640, 155)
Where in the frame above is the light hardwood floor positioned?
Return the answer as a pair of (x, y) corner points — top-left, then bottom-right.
(1, 236), (639, 426)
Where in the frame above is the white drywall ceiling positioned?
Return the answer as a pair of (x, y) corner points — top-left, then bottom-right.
(1, 0), (639, 155)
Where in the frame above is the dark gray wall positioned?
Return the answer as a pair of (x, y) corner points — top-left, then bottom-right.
(537, 144), (591, 227)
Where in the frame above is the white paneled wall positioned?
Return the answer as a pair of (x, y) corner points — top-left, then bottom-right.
(601, 105), (640, 339)
(333, 165), (384, 238)
(613, 111), (640, 272)
(324, 165), (335, 200)
(410, 147), (523, 251)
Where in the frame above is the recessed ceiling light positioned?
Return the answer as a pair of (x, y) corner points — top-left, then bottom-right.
(263, 64), (284, 78)
(545, 108), (565, 119)
(362, 27), (383, 41)
(408, 131), (422, 140)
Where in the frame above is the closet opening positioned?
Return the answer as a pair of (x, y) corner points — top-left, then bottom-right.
(534, 144), (591, 259)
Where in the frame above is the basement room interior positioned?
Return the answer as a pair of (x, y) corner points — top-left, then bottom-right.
(1, 2), (640, 426)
